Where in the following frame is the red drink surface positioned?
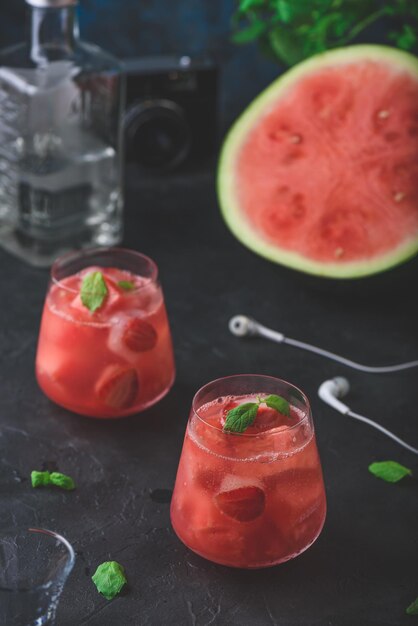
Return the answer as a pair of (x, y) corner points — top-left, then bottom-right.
(36, 266), (175, 417)
(170, 394), (326, 568)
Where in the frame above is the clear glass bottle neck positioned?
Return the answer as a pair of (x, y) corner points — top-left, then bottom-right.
(30, 5), (79, 63)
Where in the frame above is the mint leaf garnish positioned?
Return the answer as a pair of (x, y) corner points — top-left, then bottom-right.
(223, 394), (291, 433)
(223, 402), (259, 433)
(264, 394), (290, 416)
(92, 561), (127, 600)
(31, 470), (75, 490)
(81, 271), (108, 313)
(406, 597), (418, 615)
(368, 461), (412, 483)
(118, 280), (135, 291)
(31, 471), (52, 488)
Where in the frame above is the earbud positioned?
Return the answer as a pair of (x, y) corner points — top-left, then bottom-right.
(318, 377), (350, 414)
(229, 315), (258, 337)
(229, 315), (285, 342)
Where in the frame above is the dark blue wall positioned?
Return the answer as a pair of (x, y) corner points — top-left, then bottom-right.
(0, 0), (280, 131)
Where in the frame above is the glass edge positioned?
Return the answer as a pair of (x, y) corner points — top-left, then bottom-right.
(191, 373), (312, 438)
(50, 246), (159, 294)
(0, 528), (75, 594)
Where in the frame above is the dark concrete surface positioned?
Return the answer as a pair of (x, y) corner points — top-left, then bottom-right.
(0, 167), (417, 625)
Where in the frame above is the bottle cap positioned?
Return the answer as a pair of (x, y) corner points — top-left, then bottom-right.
(26, 0), (78, 7)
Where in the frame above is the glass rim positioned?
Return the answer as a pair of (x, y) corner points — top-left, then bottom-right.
(50, 247), (159, 295)
(0, 528), (75, 593)
(192, 373), (311, 438)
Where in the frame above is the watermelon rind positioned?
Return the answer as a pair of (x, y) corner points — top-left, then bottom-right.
(217, 45), (418, 279)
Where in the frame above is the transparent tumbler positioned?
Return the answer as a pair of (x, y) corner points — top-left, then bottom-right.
(171, 374), (327, 568)
(0, 528), (75, 626)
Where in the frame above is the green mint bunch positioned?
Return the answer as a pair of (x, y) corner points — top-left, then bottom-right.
(232, 0), (418, 66)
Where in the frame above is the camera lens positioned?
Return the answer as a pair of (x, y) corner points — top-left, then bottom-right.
(124, 99), (192, 171)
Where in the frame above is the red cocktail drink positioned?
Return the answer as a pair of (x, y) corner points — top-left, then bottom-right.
(36, 248), (175, 418)
(171, 375), (326, 568)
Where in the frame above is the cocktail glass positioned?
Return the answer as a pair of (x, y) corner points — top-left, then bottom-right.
(0, 528), (75, 626)
(36, 247), (175, 418)
(170, 374), (326, 568)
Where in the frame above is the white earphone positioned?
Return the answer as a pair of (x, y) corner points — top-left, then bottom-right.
(318, 377), (418, 455)
(318, 377), (350, 413)
(228, 315), (418, 455)
(229, 315), (418, 373)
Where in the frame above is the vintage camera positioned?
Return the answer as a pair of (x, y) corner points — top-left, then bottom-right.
(123, 55), (218, 173)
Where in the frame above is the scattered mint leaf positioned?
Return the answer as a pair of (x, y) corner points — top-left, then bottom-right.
(368, 461), (412, 483)
(92, 561), (127, 600)
(31, 471), (51, 488)
(118, 280), (135, 291)
(223, 402), (259, 433)
(406, 597), (418, 615)
(31, 470), (75, 490)
(263, 394), (290, 417)
(80, 271), (108, 313)
(49, 472), (76, 491)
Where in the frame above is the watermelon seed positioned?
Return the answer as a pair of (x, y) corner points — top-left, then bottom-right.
(393, 192), (405, 203)
(290, 134), (302, 144)
(377, 109), (390, 120)
(334, 247), (344, 258)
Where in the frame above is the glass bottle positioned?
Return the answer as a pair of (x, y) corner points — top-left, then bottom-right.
(0, 0), (125, 267)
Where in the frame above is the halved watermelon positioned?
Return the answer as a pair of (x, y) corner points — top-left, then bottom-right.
(218, 45), (418, 278)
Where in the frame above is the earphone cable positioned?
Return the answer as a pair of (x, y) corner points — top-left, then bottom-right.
(283, 336), (418, 374)
(346, 409), (418, 455)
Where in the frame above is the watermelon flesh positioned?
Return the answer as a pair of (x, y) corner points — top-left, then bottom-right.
(218, 46), (418, 278)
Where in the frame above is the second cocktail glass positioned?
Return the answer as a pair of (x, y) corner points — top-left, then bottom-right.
(36, 247), (175, 418)
(0, 528), (75, 626)
(171, 374), (326, 568)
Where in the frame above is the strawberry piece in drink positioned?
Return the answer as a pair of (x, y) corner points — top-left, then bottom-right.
(215, 475), (266, 522)
(95, 365), (139, 409)
(122, 318), (158, 352)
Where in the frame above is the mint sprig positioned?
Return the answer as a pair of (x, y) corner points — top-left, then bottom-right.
(406, 597), (418, 615)
(368, 461), (412, 483)
(92, 561), (127, 600)
(81, 271), (108, 313)
(31, 470), (75, 491)
(223, 394), (290, 433)
(118, 280), (135, 291)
